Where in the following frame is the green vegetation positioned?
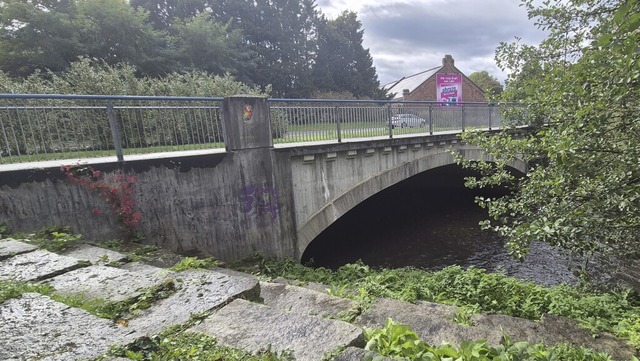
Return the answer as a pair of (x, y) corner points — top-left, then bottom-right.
(19, 225), (83, 252)
(169, 257), (220, 271)
(51, 278), (176, 320)
(109, 326), (294, 361)
(457, 0), (640, 261)
(0, 0), (383, 99)
(244, 257), (640, 349)
(364, 318), (616, 361)
(0, 280), (54, 303)
(468, 71), (504, 96)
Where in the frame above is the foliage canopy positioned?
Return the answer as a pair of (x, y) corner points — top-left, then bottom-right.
(458, 0), (640, 261)
(0, 0), (383, 98)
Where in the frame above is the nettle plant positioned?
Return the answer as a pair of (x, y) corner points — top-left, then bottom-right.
(61, 164), (142, 238)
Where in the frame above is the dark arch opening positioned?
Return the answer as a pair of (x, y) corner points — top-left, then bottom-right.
(300, 164), (511, 270)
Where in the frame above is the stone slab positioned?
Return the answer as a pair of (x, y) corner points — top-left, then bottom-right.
(0, 239), (37, 260)
(260, 281), (357, 318)
(0, 293), (131, 361)
(62, 244), (129, 265)
(44, 264), (173, 302)
(356, 298), (635, 360)
(127, 268), (259, 335)
(0, 249), (81, 282)
(190, 298), (364, 361)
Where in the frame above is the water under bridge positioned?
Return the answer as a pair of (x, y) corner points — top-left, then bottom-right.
(0, 95), (527, 261)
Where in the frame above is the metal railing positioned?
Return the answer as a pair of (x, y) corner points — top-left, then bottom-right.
(0, 94), (519, 164)
(0, 94), (224, 164)
(270, 99), (511, 144)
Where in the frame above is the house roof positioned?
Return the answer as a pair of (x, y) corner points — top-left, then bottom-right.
(383, 65), (441, 100)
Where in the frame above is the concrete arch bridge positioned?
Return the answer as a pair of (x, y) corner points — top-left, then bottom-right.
(0, 96), (527, 261)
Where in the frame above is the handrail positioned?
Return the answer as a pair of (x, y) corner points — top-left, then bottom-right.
(0, 94), (522, 165)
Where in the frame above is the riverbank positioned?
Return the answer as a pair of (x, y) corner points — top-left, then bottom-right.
(1, 236), (638, 360)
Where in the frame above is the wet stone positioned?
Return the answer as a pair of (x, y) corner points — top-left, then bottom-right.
(127, 268), (259, 336)
(0, 239), (37, 260)
(0, 293), (131, 361)
(190, 298), (364, 361)
(0, 250), (82, 282)
(44, 264), (173, 302)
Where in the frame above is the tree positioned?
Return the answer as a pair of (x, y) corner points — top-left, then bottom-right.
(313, 11), (385, 99)
(468, 70), (503, 96)
(458, 0), (640, 262)
(129, 0), (208, 30)
(170, 13), (256, 78)
(75, 0), (168, 75)
(208, 0), (321, 97)
(0, 0), (79, 76)
(0, 0), (169, 77)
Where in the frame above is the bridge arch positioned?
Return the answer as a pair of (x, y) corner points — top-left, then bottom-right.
(294, 143), (526, 259)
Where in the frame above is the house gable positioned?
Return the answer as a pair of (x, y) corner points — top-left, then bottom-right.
(385, 55), (486, 102)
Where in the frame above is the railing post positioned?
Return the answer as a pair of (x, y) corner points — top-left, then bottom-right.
(386, 104), (393, 138)
(428, 105), (433, 134)
(106, 101), (124, 162)
(461, 104), (465, 132)
(335, 105), (342, 143)
(488, 105), (493, 130)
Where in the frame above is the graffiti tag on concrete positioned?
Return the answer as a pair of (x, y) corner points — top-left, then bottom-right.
(242, 184), (279, 222)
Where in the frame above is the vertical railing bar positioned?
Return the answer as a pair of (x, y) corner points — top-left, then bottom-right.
(125, 103), (137, 149)
(386, 104), (392, 138)
(336, 105), (342, 143)
(106, 101), (124, 162)
(41, 107), (53, 155)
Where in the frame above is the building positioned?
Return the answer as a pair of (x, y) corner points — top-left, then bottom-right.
(383, 55), (486, 104)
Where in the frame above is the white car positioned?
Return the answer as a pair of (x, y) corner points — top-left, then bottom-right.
(391, 114), (427, 129)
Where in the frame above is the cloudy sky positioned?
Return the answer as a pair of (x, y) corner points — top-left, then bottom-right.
(316, 0), (547, 86)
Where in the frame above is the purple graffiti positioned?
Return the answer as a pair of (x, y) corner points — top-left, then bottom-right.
(242, 184), (279, 222)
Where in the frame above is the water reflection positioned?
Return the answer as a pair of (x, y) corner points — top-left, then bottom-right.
(302, 165), (580, 287)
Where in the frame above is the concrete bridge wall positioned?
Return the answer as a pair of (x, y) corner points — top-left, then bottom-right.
(0, 96), (526, 261)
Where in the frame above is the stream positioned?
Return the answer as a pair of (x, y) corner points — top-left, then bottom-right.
(302, 165), (588, 287)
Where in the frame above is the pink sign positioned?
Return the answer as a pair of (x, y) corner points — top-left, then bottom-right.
(436, 73), (462, 105)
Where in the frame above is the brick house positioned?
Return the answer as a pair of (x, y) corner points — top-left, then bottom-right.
(383, 55), (486, 103)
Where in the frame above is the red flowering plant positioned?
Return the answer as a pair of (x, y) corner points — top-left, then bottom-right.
(61, 164), (142, 239)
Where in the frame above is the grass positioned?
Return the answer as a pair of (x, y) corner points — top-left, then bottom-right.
(235, 256), (640, 351)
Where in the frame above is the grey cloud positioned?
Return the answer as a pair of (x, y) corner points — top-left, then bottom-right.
(317, 0), (547, 84)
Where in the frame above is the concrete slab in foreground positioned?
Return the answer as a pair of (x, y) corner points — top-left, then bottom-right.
(0, 293), (131, 361)
(62, 244), (129, 265)
(260, 281), (357, 318)
(0, 249), (82, 281)
(0, 239), (37, 260)
(190, 298), (364, 361)
(127, 268), (259, 335)
(44, 264), (173, 302)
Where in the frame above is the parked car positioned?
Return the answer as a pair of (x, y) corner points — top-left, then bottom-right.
(391, 114), (427, 129)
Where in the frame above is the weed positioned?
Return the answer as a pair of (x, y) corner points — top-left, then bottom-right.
(364, 318), (615, 361)
(244, 258), (640, 350)
(169, 257), (219, 271)
(109, 330), (294, 361)
(25, 225), (82, 252)
(0, 280), (54, 303)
